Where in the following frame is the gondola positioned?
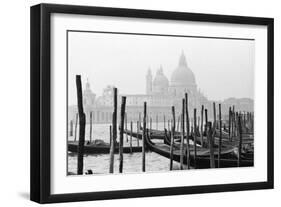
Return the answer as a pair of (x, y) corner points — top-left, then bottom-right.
(144, 130), (253, 169)
(162, 127), (253, 148)
(124, 127), (182, 141)
(214, 129), (254, 140)
(163, 129), (253, 160)
(68, 140), (143, 154)
(123, 128), (166, 140)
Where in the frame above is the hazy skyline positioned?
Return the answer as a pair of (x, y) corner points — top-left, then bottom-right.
(68, 31), (254, 105)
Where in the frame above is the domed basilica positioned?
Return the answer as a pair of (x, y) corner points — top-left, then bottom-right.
(68, 51), (253, 124)
(146, 51), (206, 105)
(130, 51), (210, 122)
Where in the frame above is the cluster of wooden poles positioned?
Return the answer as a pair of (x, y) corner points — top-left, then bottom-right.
(167, 95), (254, 170)
(74, 75), (253, 175)
(74, 75), (143, 175)
(167, 94), (218, 170)
(227, 106), (254, 141)
(109, 87), (147, 173)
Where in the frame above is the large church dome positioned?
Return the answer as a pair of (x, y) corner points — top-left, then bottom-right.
(170, 52), (196, 86)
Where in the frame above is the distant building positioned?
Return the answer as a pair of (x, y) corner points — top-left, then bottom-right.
(68, 52), (253, 124)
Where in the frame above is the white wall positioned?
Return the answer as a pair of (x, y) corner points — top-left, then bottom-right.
(0, 0), (279, 206)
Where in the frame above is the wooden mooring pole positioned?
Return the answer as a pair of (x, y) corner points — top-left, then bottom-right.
(207, 122), (215, 168)
(252, 113), (254, 132)
(74, 113), (78, 142)
(89, 111), (93, 142)
(193, 108), (197, 169)
(205, 109), (208, 136)
(238, 114), (243, 167)
(232, 106), (235, 138)
(229, 107), (231, 141)
(212, 102), (217, 167)
(185, 93), (190, 169)
(138, 113), (141, 146)
(218, 104), (222, 168)
(200, 105), (204, 146)
(76, 75), (86, 175)
(234, 112), (237, 137)
(243, 112), (246, 132)
(109, 125), (112, 149)
(130, 121), (133, 154)
(169, 106), (176, 170)
(109, 88), (117, 173)
(69, 120), (73, 137)
(137, 120), (140, 147)
(119, 97), (127, 173)
(109, 115), (115, 174)
(213, 102), (216, 129)
(142, 102), (147, 172)
(180, 99), (185, 170)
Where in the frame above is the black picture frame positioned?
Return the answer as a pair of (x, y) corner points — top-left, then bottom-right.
(30, 3), (274, 204)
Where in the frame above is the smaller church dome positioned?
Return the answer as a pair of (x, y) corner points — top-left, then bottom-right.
(153, 66), (169, 88)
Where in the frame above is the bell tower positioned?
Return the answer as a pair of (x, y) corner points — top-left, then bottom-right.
(83, 78), (96, 106)
(146, 68), (152, 95)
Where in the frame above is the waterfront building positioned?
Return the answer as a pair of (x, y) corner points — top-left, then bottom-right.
(68, 52), (253, 123)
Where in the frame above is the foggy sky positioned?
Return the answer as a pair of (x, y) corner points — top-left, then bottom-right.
(68, 31), (254, 105)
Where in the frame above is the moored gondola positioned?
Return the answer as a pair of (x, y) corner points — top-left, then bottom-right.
(68, 140), (143, 154)
(145, 130), (253, 169)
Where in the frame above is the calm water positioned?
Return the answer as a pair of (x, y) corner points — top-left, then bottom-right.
(67, 122), (183, 175)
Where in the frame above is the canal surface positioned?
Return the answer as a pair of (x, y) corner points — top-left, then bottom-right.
(67, 122), (183, 175)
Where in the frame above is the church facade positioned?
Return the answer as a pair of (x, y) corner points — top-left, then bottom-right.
(68, 52), (253, 124)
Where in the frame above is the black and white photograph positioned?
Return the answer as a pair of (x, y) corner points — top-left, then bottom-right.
(0, 0), (278, 206)
(29, 3), (274, 203)
(67, 31), (255, 175)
